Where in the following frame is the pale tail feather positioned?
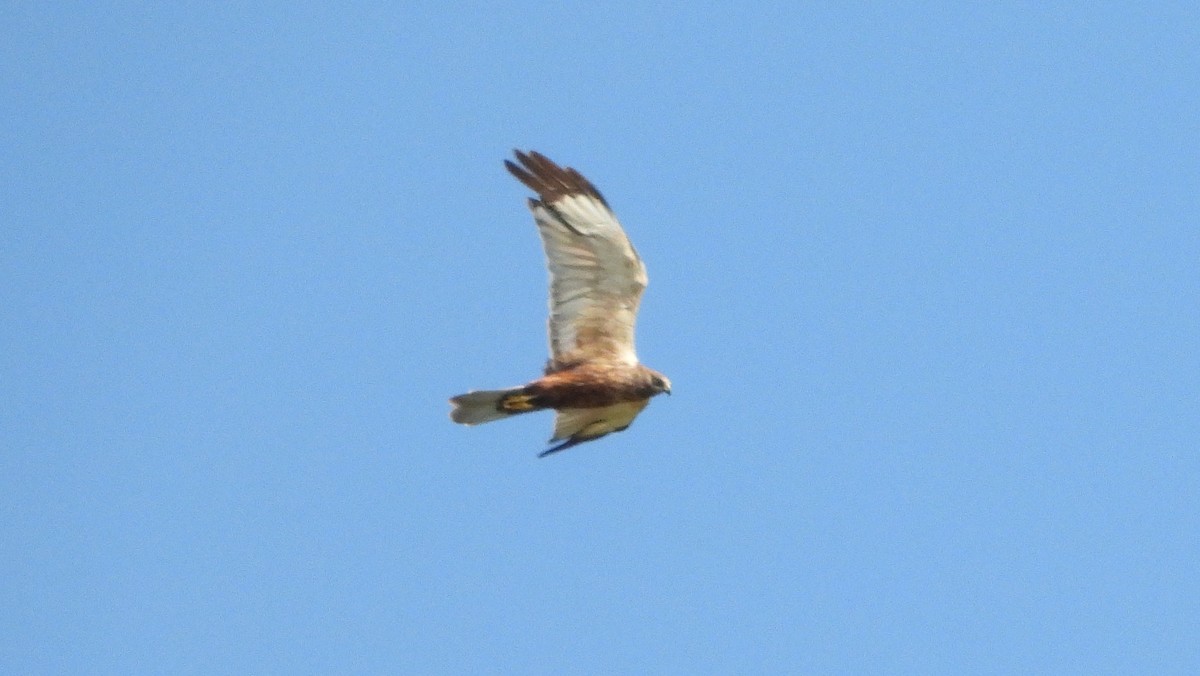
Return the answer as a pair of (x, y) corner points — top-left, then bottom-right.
(449, 388), (522, 425)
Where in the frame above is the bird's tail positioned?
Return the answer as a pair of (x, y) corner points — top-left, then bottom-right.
(449, 387), (543, 425)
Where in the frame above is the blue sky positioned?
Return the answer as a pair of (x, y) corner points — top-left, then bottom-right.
(3, 3), (1197, 674)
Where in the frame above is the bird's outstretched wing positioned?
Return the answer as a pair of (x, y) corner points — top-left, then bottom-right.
(543, 401), (650, 457)
(505, 150), (648, 372)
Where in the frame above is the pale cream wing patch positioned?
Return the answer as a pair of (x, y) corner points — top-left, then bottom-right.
(531, 196), (648, 367)
(505, 151), (649, 369)
(551, 401), (650, 442)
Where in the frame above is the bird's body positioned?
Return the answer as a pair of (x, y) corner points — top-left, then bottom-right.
(449, 151), (670, 457)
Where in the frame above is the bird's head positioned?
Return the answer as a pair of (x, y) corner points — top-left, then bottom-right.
(647, 369), (672, 396)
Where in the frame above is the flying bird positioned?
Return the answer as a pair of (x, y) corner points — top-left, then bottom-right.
(449, 150), (671, 457)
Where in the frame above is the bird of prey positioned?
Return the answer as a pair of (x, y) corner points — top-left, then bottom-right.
(449, 150), (671, 457)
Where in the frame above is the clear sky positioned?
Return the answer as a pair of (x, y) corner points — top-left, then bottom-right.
(3, 3), (1197, 674)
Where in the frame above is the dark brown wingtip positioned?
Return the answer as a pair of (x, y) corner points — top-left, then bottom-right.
(505, 149), (609, 208)
(504, 157), (542, 205)
(538, 435), (589, 457)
